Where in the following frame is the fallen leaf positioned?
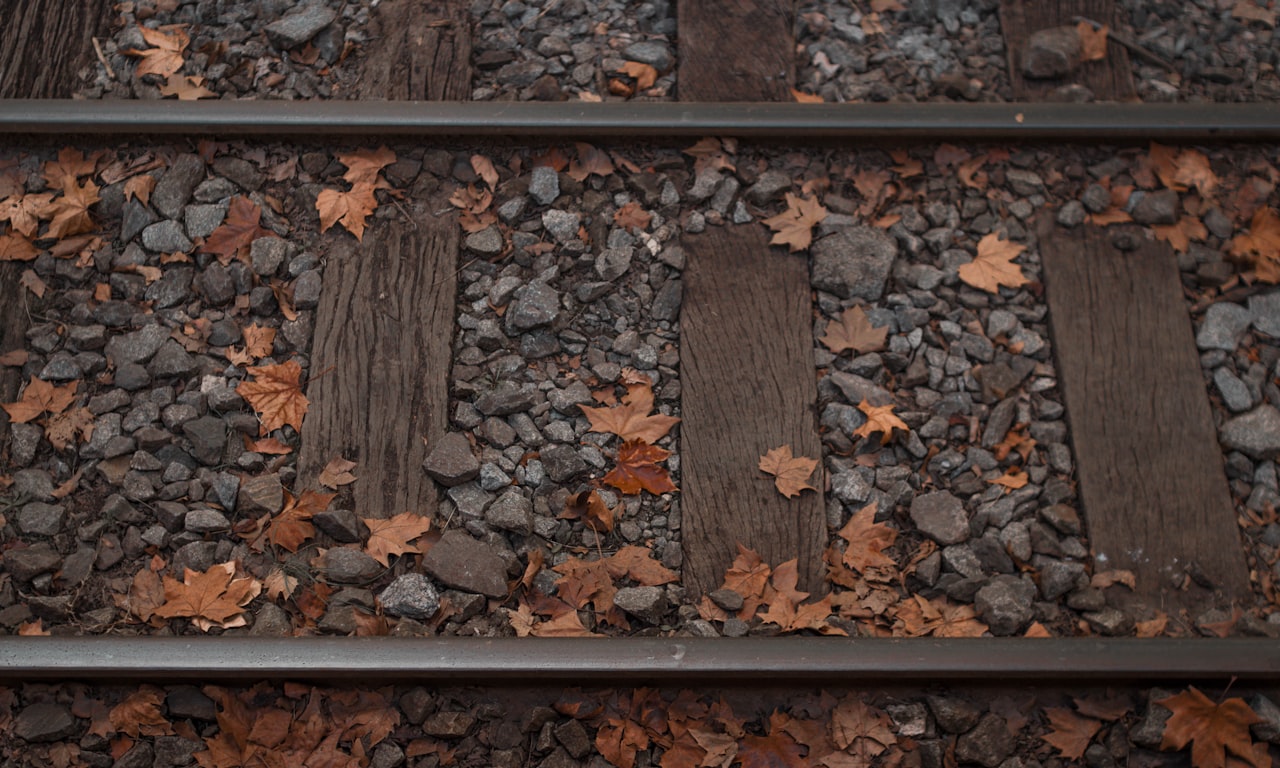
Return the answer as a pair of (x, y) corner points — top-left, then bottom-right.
(831, 697), (897, 758)
(619, 61), (658, 89)
(758, 445), (818, 498)
(153, 561), (261, 631)
(1074, 693), (1133, 722)
(19, 268), (46, 298)
(470, 154), (499, 190)
(361, 511), (432, 566)
(262, 489), (333, 552)
(0, 232), (38, 262)
(123, 175), (156, 205)
(580, 380), (680, 444)
(44, 406), (95, 451)
(109, 686), (172, 738)
(853, 399), (907, 444)
(237, 359), (309, 434)
(1173, 149), (1219, 198)
(613, 201), (652, 232)
(337, 147), (397, 187)
(0, 192), (53, 238)
(2, 377), (77, 424)
(201, 196), (270, 264)
(1077, 22), (1109, 62)
(835, 503), (896, 574)
(41, 176), (100, 240)
(791, 89), (824, 103)
(762, 192), (828, 252)
(1091, 569), (1136, 590)
(738, 711), (807, 768)
(317, 182), (379, 241)
(989, 467), (1028, 491)
(569, 142), (614, 182)
(319, 456), (358, 489)
(1230, 207), (1280, 282)
(820, 306), (888, 354)
(123, 25), (190, 79)
(561, 489), (617, 532)
(605, 545), (679, 586)
(17, 619), (50, 636)
(1156, 687), (1264, 768)
(1233, 0), (1276, 27)
(0, 349), (28, 366)
(959, 232), (1028, 293)
(42, 147), (99, 188)
(158, 73), (217, 99)
(1042, 707), (1102, 759)
(1153, 216), (1208, 253)
(682, 137), (736, 174)
(604, 440), (678, 496)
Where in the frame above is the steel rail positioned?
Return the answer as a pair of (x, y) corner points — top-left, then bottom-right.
(2, 638), (1278, 684)
(1, 100), (1279, 140)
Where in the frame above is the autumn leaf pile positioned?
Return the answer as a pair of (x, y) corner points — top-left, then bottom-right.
(579, 372), (680, 497)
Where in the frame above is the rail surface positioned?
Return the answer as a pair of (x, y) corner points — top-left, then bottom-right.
(2, 638), (1278, 683)
(2, 100), (1280, 140)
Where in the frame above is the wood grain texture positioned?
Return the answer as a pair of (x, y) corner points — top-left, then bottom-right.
(1039, 219), (1249, 609)
(0, 264), (32, 447)
(357, 0), (472, 100)
(677, 0), (796, 101)
(298, 208), (457, 519)
(680, 225), (826, 596)
(0, 0), (110, 97)
(999, 0), (1137, 101)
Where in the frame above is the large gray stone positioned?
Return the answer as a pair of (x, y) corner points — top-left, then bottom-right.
(910, 491), (969, 545)
(811, 226), (898, 300)
(1196, 302), (1252, 350)
(954, 713), (1016, 767)
(182, 416), (226, 465)
(2, 543), (62, 581)
(422, 529), (508, 598)
(973, 575), (1036, 636)
(318, 547), (383, 585)
(105, 324), (169, 365)
(485, 489), (533, 535)
(423, 432), (480, 486)
(474, 383), (538, 416)
(378, 573), (440, 620)
(504, 282), (560, 332)
(16, 502), (66, 536)
(613, 585), (669, 624)
(1220, 405), (1280, 459)
(265, 3), (337, 48)
(13, 702), (80, 743)
(152, 154), (205, 220)
(1022, 25), (1081, 80)
(1250, 289), (1280, 338)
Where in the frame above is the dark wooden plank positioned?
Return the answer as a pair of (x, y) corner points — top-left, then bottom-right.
(999, 0), (1136, 101)
(0, 264), (31, 448)
(357, 0), (472, 100)
(677, 0), (796, 101)
(1039, 219), (1250, 611)
(681, 225), (826, 595)
(0, 0), (110, 97)
(297, 207), (457, 518)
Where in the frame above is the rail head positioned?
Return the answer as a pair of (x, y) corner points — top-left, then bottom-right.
(2, 637), (1278, 684)
(3, 100), (1280, 141)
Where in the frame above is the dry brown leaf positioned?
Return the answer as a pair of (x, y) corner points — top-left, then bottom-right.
(0, 192), (53, 238)
(317, 182), (378, 241)
(791, 89), (824, 103)
(569, 142), (614, 182)
(762, 193), (828, 252)
(988, 467), (1029, 491)
(1174, 149), (1219, 198)
(123, 25), (189, 79)
(1230, 207), (1280, 283)
(1042, 707), (1102, 759)
(1077, 22), (1109, 62)
(109, 686), (172, 738)
(561, 489), (617, 532)
(361, 511), (432, 566)
(820, 306), (888, 354)
(17, 618), (50, 636)
(319, 456), (358, 489)
(1153, 216), (1208, 252)
(958, 232), (1028, 293)
(153, 561), (261, 632)
(604, 440), (677, 496)
(123, 175), (156, 205)
(579, 380), (680, 444)
(42, 148), (99, 189)
(2, 377), (77, 424)
(1233, 0), (1276, 27)
(237, 359), (309, 434)
(19, 268), (46, 298)
(41, 176), (100, 240)
(618, 61), (658, 89)
(835, 503), (896, 574)
(0, 232), (38, 262)
(44, 406), (94, 451)
(201, 195), (270, 265)
(1091, 569), (1136, 590)
(758, 445), (818, 498)
(337, 146), (396, 187)
(158, 73), (217, 99)
(853, 399), (907, 445)
(613, 201), (652, 232)
(1156, 687), (1265, 768)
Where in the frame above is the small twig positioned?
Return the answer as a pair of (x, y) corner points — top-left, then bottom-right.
(1075, 16), (1178, 73)
(92, 37), (117, 81)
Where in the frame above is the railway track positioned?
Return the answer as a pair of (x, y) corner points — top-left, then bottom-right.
(3, 0), (1280, 765)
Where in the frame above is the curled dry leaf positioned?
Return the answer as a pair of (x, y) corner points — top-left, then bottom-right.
(237, 359), (309, 434)
(123, 25), (190, 79)
(835, 503), (896, 574)
(316, 183), (378, 241)
(762, 192), (828, 252)
(758, 445), (818, 498)
(853, 399), (907, 445)
(819, 306), (888, 355)
(318, 456), (358, 489)
(561, 489), (617, 532)
(958, 233), (1028, 293)
(201, 196), (271, 264)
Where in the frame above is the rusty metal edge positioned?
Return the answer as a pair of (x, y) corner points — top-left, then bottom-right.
(1, 638), (1277, 683)
(0, 100), (1279, 140)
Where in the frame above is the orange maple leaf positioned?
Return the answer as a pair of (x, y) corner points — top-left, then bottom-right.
(758, 445), (818, 498)
(835, 503), (896, 574)
(123, 25), (190, 79)
(42, 147), (100, 189)
(1042, 707), (1102, 759)
(2, 376), (77, 424)
(618, 61), (658, 89)
(604, 545), (678, 586)
(989, 467), (1029, 491)
(958, 233), (1028, 293)
(1077, 21), (1109, 62)
(201, 196), (270, 264)
(698, 544), (772, 623)
(762, 193), (828, 252)
(0, 232), (38, 262)
(263, 489), (333, 552)
(1156, 687), (1265, 768)
(153, 561), (261, 631)
(580, 380), (680, 444)
(319, 456), (358, 489)
(1229, 207), (1280, 283)
(338, 146), (397, 187)
(561, 489), (616, 532)
(237, 359), (309, 434)
(604, 440), (677, 496)
(1153, 216), (1208, 253)
(40, 176), (100, 240)
(0, 192), (53, 238)
(317, 182), (379, 241)
(360, 511), (432, 566)
(820, 306), (888, 354)
(853, 399), (907, 444)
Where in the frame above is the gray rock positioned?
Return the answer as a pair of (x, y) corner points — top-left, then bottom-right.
(925, 694), (982, 734)
(182, 416), (226, 465)
(465, 226), (504, 256)
(105, 324), (169, 365)
(529, 166), (560, 205)
(827, 371), (892, 407)
(1196, 302), (1252, 350)
(149, 339), (197, 378)
(1085, 607), (1135, 636)
(422, 529), (509, 597)
(184, 204), (226, 238)
(1055, 200), (1086, 227)
(121, 198), (158, 243)
(504, 282), (560, 332)
(746, 170), (792, 205)
(595, 248), (632, 281)
(485, 490), (533, 534)
(831, 471), (873, 504)
(146, 266), (193, 309)
(623, 41), (673, 71)
(955, 713), (1016, 768)
(2, 544), (62, 581)
(318, 547), (384, 585)
(152, 154), (205, 220)
(39, 352), (80, 381)
(474, 383), (538, 416)
(184, 507), (231, 534)
(211, 157), (265, 191)
(447, 482), (494, 518)
(1131, 189), (1179, 226)
(496, 59), (547, 87)
(292, 270), (322, 309)
(1220, 406), (1280, 459)
(478, 462), (511, 491)
(378, 573), (440, 620)
(313, 507), (368, 543)
(9, 423), (41, 466)
(238, 473), (284, 514)
(1251, 694), (1280, 744)
(16, 502), (66, 536)
(1022, 25), (1081, 79)
(974, 575), (1036, 636)
(540, 443), (588, 483)
(197, 263), (236, 306)
(423, 432), (480, 486)
(1249, 290), (1280, 338)
(542, 209), (581, 243)
(910, 491), (969, 545)
(613, 585), (669, 624)
(980, 398), (1018, 449)
(1214, 367), (1255, 412)
(250, 237), (289, 276)
(1036, 557), (1087, 600)
(422, 710), (476, 738)
(13, 702), (80, 743)
(811, 227), (897, 300)
(265, 3), (337, 48)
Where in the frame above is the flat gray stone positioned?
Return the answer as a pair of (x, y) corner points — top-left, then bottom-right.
(474, 383), (538, 416)
(1249, 289), (1280, 338)
(811, 226), (898, 300)
(14, 702), (80, 743)
(465, 226), (504, 256)
(622, 40), (673, 71)
(184, 203), (226, 238)
(1197, 302), (1252, 350)
(1220, 405), (1280, 459)
(613, 585), (669, 624)
(529, 166), (559, 205)
(541, 210), (580, 243)
(318, 547), (383, 585)
(378, 573), (440, 620)
(184, 507), (231, 534)
(121, 198), (158, 243)
(238, 473), (284, 515)
(540, 443), (588, 483)
(422, 529), (508, 598)
(182, 415), (226, 465)
(422, 432), (480, 486)
(1131, 189), (1179, 226)
(16, 502), (66, 536)
(105, 324), (169, 365)
(1214, 367), (1255, 412)
(504, 281), (560, 332)
(265, 3), (337, 48)
(1022, 25), (1081, 79)
(149, 339), (197, 378)
(152, 154), (205, 220)
(3, 543), (62, 581)
(485, 489), (533, 535)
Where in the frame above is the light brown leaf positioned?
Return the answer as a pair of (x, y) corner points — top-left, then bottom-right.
(317, 182), (378, 241)
(1077, 22), (1109, 62)
(958, 232), (1028, 293)
(604, 440), (677, 496)
(200, 196), (269, 265)
(762, 193), (828, 252)
(42, 148), (99, 189)
(853, 399), (907, 445)
(19, 268), (46, 298)
(835, 503), (896, 574)
(758, 445), (818, 498)
(988, 467), (1028, 491)
(1233, 0), (1276, 27)
(17, 618), (50, 636)
(470, 154), (499, 190)
(1042, 707), (1102, 759)
(1173, 148), (1219, 198)
(123, 25), (189, 79)
(0, 232), (38, 262)
(361, 511), (432, 566)
(158, 73), (217, 99)
(791, 88), (824, 103)
(568, 142), (614, 182)
(0, 192), (53, 238)
(605, 545), (679, 586)
(820, 306), (887, 354)
(110, 686), (172, 738)
(2, 377), (77, 424)
(263, 489), (332, 552)
(561, 489), (617, 532)
(613, 201), (652, 232)
(1230, 207), (1280, 283)
(41, 176), (100, 240)
(319, 456), (358, 489)
(337, 146), (396, 187)
(580, 380), (680, 444)
(619, 61), (658, 88)
(1156, 687), (1265, 768)
(123, 175), (156, 205)
(153, 561), (261, 631)
(44, 406), (94, 451)
(237, 359), (309, 434)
